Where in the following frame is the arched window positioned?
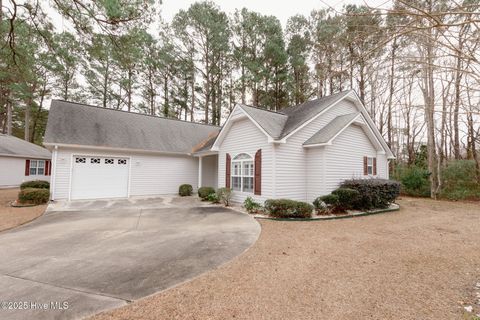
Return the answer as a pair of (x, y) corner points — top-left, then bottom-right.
(231, 153), (254, 193)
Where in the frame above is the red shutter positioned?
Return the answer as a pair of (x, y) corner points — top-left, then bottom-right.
(254, 149), (262, 195)
(25, 159), (30, 176)
(373, 158), (377, 176)
(363, 156), (368, 175)
(49, 160), (52, 176)
(225, 153), (231, 189)
(45, 160), (50, 176)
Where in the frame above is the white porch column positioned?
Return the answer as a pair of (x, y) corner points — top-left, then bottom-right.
(198, 156), (203, 188)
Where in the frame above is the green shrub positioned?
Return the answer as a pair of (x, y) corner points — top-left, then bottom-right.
(198, 187), (215, 200)
(341, 178), (400, 210)
(20, 180), (50, 190)
(393, 164), (430, 197)
(207, 192), (220, 203)
(18, 188), (50, 205)
(332, 188), (360, 210)
(217, 187), (232, 206)
(312, 196), (330, 215)
(178, 184), (193, 196)
(440, 160), (480, 200)
(264, 199), (313, 218)
(243, 196), (261, 213)
(317, 194), (339, 208)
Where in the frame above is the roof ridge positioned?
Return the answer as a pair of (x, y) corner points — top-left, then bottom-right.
(238, 103), (287, 116)
(282, 90), (352, 112)
(52, 100), (221, 128)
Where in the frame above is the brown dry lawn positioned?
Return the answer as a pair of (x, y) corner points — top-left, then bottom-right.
(0, 188), (46, 232)
(93, 197), (480, 320)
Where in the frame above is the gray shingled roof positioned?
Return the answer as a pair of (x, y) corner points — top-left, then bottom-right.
(0, 134), (51, 159)
(192, 132), (218, 154)
(233, 90), (352, 141)
(238, 105), (288, 139)
(44, 100), (220, 154)
(280, 90), (352, 138)
(303, 112), (360, 146)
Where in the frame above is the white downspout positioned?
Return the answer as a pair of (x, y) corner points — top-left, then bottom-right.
(51, 145), (58, 201)
(198, 156), (203, 189)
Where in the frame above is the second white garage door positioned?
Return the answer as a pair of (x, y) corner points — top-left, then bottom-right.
(71, 156), (129, 200)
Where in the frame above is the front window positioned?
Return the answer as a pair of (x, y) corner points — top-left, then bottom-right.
(30, 160), (45, 175)
(232, 153), (254, 193)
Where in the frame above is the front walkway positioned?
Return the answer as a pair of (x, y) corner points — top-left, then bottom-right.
(0, 196), (260, 320)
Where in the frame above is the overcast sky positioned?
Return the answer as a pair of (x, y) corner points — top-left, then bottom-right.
(159, 0), (392, 26)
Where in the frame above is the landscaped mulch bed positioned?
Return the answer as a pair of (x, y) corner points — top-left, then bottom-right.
(0, 188), (46, 232)
(92, 197), (480, 320)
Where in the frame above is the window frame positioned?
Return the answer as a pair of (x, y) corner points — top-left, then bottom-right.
(367, 157), (374, 175)
(29, 159), (45, 176)
(231, 153), (254, 193)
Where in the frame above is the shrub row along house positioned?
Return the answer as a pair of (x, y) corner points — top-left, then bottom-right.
(0, 134), (51, 188)
(44, 90), (394, 202)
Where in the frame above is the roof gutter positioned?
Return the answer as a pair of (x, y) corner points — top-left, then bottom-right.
(42, 142), (194, 157)
(0, 153), (51, 160)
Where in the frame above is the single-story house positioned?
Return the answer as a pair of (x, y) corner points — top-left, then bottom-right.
(0, 134), (52, 188)
(44, 90), (394, 203)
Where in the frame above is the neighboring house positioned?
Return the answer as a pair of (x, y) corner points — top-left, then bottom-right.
(44, 90), (394, 202)
(0, 134), (52, 188)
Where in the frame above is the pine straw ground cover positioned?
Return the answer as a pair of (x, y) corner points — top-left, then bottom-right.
(93, 197), (480, 320)
(0, 188), (46, 232)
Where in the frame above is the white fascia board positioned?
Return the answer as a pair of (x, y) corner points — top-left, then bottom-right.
(211, 104), (242, 150)
(42, 142), (194, 157)
(302, 113), (360, 149)
(0, 153), (51, 160)
(303, 142), (330, 148)
(346, 91), (396, 159)
(212, 105), (275, 149)
(237, 106), (275, 141)
(280, 90), (354, 142)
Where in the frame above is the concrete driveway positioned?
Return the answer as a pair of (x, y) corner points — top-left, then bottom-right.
(0, 196), (260, 320)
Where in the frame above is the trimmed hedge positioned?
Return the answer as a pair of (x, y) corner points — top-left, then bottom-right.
(198, 187), (215, 200)
(264, 199), (313, 218)
(18, 188), (50, 205)
(20, 180), (50, 190)
(315, 194), (339, 209)
(332, 188), (360, 210)
(340, 178), (400, 210)
(178, 184), (193, 196)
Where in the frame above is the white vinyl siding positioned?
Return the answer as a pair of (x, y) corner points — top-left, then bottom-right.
(218, 118), (273, 204)
(275, 99), (358, 201)
(0, 157), (51, 188)
(51, 147), (198, 200)
(322, 124), (382, 196)
(306, 125), (385, 203)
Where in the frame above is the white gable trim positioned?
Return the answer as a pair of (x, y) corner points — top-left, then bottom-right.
(281, 90), (394, 159)
(347, 91), (395, 159)
(43, 142), (195, 156)
(303, 113), (361, 148)
(211, 105), (274, 151)
(278, 91), (352, 143)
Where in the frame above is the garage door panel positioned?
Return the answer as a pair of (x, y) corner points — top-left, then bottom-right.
(71, 156), (129, 200)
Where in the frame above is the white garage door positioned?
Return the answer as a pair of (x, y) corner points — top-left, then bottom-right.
(71, 156), (129, 200)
